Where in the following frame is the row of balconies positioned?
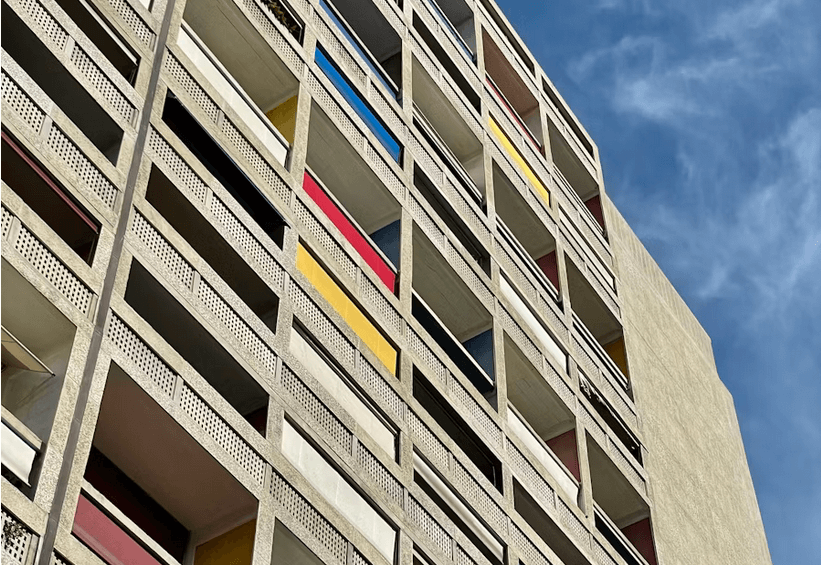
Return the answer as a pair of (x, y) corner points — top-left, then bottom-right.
(1, 1), (657, 565)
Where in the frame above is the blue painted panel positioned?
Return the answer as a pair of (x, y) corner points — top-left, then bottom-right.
(315, 46), (402, 163)
(369, 219), (401, 267)
(463, 329), (495, 381)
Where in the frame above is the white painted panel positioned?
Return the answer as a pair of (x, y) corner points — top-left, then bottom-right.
(507, 410), (579, 502)
(290, 329), (396, 458)
(500, 277), (567, 370)
(1, 421), (35, 485)
(177, 26), (288, 166)
(282, 421), (397, 561)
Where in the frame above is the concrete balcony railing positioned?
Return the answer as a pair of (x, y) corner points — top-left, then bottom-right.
(2, 508), (38, 565)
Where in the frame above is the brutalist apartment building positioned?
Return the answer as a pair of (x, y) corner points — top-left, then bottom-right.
(0, 0), (772, 564)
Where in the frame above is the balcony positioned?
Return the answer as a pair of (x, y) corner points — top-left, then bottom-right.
(489, 116), (550, 210)
(144, 165), (280, 331)
(281, 419), (398, 562)
(549, 122), (603, 232)
(3, 3), (124, 164)
(494, 162), (559, 292)
(124, 260), (269, 434)
(2, 132), (101, 265)
(587, 435), (658, 565)
(1, 262), (76, 495)
(414, 166), (490, 275)
(567, 257), (630, 389)
(54, 0), (140, 84)
(315, 45), (402, 163)
(319, 0), (401, 98)
(503, 335), (578, 500)
(413, 368), (503, 490)
(296, 244), (398, 375)
(73, 363), (258, 565)
(412, 226), (494, 396)
(412, 13), (481, 111)
(421, 0), (476, 61)
(412, 61), (485, 201)
(303, 116), (401, 290)
(161, 94), (288, 249)
(182, 0), (302, 166)
(413, 452), (503, 565)
(482, 30), (543, 152)
(581, 378), (642, 466)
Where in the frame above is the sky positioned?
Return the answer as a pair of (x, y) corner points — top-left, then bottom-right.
(494, 0), (821, 563)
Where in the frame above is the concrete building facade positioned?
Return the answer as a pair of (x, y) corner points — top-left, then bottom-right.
(0, 0), (771, 564)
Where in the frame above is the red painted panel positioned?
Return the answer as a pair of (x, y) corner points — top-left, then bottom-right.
(73, 494), (162, 565)
(584, 195), (605, 230)
(621, 518), (658, 565)
(546, 429), (580, 482)
(536, 251), (559, 292)
(303, 172), (396, 292)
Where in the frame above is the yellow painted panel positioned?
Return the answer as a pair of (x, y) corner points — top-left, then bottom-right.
(266, 95), (298, 145)
(297, 245), (397, 374)
(604, 337), (630, 379)
(489, 118), (550, 206)
(194, 520), (256, 565)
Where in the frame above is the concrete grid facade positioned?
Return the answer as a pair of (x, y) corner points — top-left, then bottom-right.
(0, 0), (772, 564)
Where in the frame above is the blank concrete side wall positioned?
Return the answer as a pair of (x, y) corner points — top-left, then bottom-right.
(606, 203), (772, 565)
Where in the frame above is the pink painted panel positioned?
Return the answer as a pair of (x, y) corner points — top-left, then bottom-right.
(621, 518), (658, 565)
(303, 172), (396, 292)
(536, 251), (559, 291)
(546, 429), (580, 482)
(73, 494), (162, 565)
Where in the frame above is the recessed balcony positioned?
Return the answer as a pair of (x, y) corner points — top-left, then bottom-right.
(319, 0), (401, 97)
(504, 335), (578, 500)
(587, 436), (658, 565)
(315, 45), (403, 163)
(493, 161), (559, 292)
(581, 378), (642, 466)
(2, 132), (101, 265)
(413, 368), (502, 491)
(425, 0), (476, 60)
(548, 118), (604, 231)
(482, 29), (543, 151)
(320, 0), (402, 94)
(412, 226), (494, 395)
(55, 0), (140, 84)
(413, 452), (503, 565)
(1, 262), (76, 495)
(412, 14), (481, 111)
(412, 59), (485, 201)
(301, 170), (398, 292)
(566, 259), (630, 386)
(145, 165), (280, 332)
(124, 260), (269, 434)
(3, 3), (123, 164)
(161, 94), (288, 249)
(181, 0), (301, 165)
(414, 166), (490, 275)
(74, 364), (258, 565)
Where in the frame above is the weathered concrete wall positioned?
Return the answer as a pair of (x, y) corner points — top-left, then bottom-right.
(605, 203), (772, 565)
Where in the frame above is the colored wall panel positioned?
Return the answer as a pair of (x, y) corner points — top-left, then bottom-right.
(194, 520), (256, 565)
(489, 118), (550, 206)
(297, 244), (397, 374)
(72, 494), (162, 565)
(302, 172), (396, 292)
(315, 47), (402, 162)
(546, 429), (580, 482)
(536, 251), (559, 291)
(266, 95), (298, 145)
(621, 518), (658, 565)
(584, 194), (605, 230)
(603, 337), (630, 379)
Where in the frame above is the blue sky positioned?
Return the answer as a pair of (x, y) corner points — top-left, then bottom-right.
(494, 0), (821, 563)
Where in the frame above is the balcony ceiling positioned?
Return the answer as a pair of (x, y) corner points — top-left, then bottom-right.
(481, 30), (538, 117)
(94, 364), (257, 533)
(184, 0), (298, 112)
(492, 165), (555, 258)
